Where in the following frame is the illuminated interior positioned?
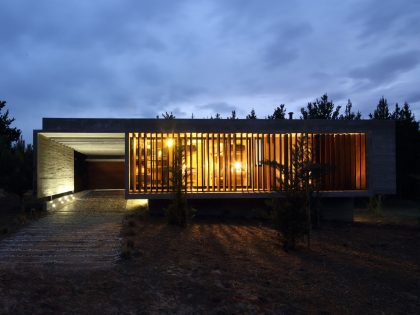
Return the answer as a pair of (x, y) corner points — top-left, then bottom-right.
(128, 132), (367, 193)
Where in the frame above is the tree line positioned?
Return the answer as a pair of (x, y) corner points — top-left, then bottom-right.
(161, 93), (417, 122)
(0, 100), (33, 204)
(162, 94), (420, 199)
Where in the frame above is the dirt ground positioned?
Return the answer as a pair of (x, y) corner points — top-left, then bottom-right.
(0, 193), (46, 238)
(0, 209), (419, 314)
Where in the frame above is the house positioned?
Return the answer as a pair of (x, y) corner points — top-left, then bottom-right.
(34, 118), (396, 219)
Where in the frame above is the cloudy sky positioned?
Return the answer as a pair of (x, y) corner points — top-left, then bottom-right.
(1, 0), (420, 141)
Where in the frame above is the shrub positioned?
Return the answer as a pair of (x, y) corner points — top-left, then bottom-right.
(126, 228), (136, 236)
(368, 194), (383, 216)
(165, 144), (195, 227)
(120, 242), (132, 260)
(265, 133), (324, 250)
(268, 193), (308, 250)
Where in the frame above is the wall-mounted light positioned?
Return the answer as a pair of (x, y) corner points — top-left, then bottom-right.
(167, 139), (174, 147)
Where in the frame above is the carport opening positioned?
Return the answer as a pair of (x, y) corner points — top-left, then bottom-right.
(37, 132), (126, 199)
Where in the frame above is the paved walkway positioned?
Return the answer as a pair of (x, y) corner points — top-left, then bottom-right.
(0, 190), (128, 268)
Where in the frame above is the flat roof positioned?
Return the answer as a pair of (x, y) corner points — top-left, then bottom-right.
(41, 118), (395, 133)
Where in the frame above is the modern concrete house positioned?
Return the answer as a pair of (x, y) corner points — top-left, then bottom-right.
(34, 118), (396, 218)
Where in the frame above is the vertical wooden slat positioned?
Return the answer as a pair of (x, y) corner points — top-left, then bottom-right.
(137, 134), (141, 193)
(239, 133), (243, 191)
(279, 134), (283, 190)
(205, 133), (209, 191)
(151, 134), (154, 191)
(337, 134), (342, 189)
(345, 134), (351, 189)
(203, 133), (205, 191)
(246, 134), (250, 191)
(272, 134), (276, 191)
(254, 133), (257, 191)
(227, 133), (231, 191)
(328, 134), (333, 190)
(262, 134), (265, 191)
(155, 133), (158, 192)
(222, 134), (225, 191)
(255, 134), (259, 191)
(211, 134), (215, 192)
(231, 133), (235, 191)
(350, 134), (355, 189)
(218, 133), (221, 191)
(283, 134), (288, 190)
(129, 135), (133, 191)
(324, 134), (328, 189)
(361, 133), (366, 189)
(143, 136), (147, 191)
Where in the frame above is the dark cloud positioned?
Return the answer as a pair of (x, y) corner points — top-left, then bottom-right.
(349, 50), (420, 84)
(0, 0), (419, 141)
(198, 102), (236, 115)
(350, 0), (420, 40)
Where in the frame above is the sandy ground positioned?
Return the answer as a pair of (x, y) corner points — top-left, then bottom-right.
(0, 209), (419, 314)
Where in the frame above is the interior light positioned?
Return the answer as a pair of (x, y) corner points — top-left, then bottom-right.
(234, 161), (242, 171)
(167, 139), (174, 147)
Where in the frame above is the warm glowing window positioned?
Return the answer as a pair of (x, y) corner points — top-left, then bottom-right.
(128, 132), (367, 193)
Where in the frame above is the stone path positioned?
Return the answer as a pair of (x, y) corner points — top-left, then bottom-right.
(0, 190), (128, 269)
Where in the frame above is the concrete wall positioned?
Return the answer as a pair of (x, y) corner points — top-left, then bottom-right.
(37, 134), (74, 198)
(368, 123), (396, 194)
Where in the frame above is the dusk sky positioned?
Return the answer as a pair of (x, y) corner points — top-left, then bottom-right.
(1, 0), (420, 142)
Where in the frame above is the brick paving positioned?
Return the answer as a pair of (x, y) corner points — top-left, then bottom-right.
(0, 190), (128, 268)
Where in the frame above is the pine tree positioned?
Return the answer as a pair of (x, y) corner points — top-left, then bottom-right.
(268, 104), (286, 119)
(228, 110), (237, 119)
(300, 94), (341, 119)
(0, 100), (21, 148)
(161, 112), (175, 119)
(246, 109), (257, 119)
(369, 97), (391, 119)
(339, 99), (362, 120)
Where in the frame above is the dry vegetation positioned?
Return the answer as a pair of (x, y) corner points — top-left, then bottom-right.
(0, 209), (419, 314)
(0, 192), (46, 238)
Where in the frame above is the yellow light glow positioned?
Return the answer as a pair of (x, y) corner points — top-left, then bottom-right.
(158, 150), (162, 157)
(167, 139), (174, 147)
(234, 161), (242, 171)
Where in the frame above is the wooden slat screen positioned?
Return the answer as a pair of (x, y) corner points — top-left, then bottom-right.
(128, 132), (367, 193)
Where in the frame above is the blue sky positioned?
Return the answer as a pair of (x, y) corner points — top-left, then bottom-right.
(1, 0), (420, 141)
